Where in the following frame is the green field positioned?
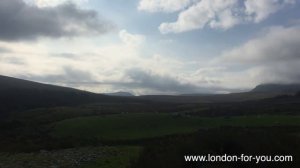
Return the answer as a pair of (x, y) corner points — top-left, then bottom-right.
(51, 113), (300, 140)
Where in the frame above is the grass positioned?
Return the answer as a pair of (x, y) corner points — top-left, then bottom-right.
(51, 113), (300, 141)
(0, 146), (141, 168)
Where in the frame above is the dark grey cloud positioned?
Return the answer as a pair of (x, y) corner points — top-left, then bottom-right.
(116, 68), (221, 94)
(0, 0), (114, 41)
(19, 67), (203, 93)
(16, 67), (239, 94)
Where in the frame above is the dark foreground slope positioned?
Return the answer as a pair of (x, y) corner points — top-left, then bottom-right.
(0, 75), (137, 114)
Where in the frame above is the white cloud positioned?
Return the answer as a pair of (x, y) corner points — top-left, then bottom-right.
(119, 30), (145, 47)
(24, 0), (88, 7)
(0, 30), (194, 94)
(159, 0), (239, 34)
(138, 0), (192, 13)
(220, 26), (300, 63)
(245, 0), (295, 23)
(140, 0), (296, 34)
(4, 24), (299, 94)
(211, 25), (300, 88)
(2, 23), (299, 94)
(159, 25), (300, 90)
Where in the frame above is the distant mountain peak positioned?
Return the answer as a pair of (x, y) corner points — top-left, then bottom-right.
(104, 91), (134, 97)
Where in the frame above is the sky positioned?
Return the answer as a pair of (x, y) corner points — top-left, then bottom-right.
(0, 0), (300, 95)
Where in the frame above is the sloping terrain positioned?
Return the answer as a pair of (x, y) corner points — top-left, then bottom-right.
(0, 75), (138, 114)
(252, 83), (300, 93)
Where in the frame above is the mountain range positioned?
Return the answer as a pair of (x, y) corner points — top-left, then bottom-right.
(1, 75), (300, 114)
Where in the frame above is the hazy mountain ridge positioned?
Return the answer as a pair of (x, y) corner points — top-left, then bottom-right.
(1, 75), (300, 114)
(104, 92), (135, 97)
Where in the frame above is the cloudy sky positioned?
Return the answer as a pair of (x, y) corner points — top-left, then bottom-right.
(0, 0), (299, 95)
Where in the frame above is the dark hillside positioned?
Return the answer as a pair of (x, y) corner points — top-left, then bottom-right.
(0, 75), (137, 114)
(251, 83), (300, 93)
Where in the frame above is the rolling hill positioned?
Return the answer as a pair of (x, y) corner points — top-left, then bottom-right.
(251, 83), (300, 93)
(138, 84), (300, 103)
(1, 75), (300, 115)
(0, 75), (137, 114)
